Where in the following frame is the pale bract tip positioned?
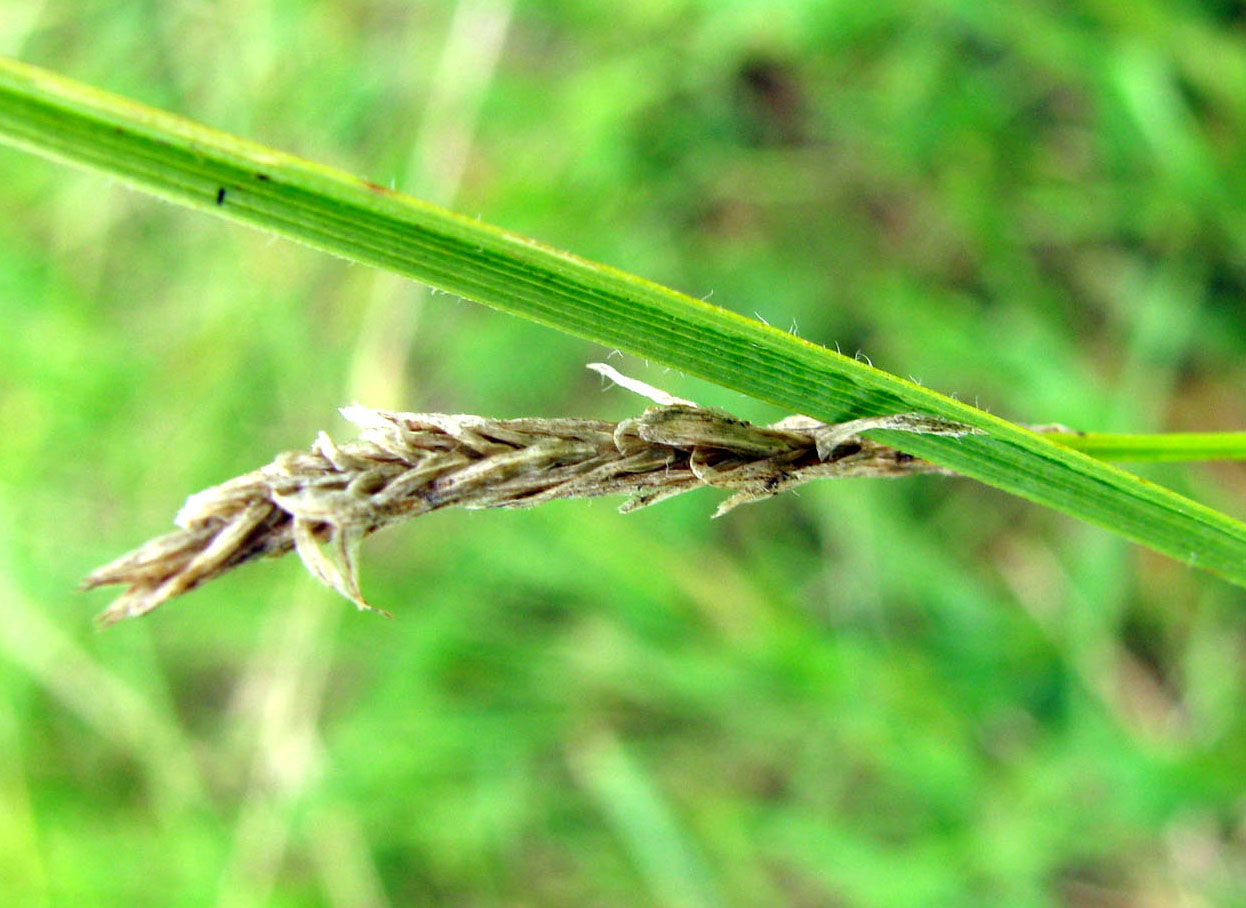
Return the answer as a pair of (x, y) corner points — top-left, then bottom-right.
(586, 362), (698, 407)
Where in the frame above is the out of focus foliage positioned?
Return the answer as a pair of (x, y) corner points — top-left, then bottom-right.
(0, 1), (1243, 905)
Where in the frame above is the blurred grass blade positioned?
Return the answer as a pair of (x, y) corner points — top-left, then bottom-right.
(569, 732), (721, 907)
(1, 55), (1243, 587)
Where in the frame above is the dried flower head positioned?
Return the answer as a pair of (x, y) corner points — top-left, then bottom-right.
(82, 365), (976, 625)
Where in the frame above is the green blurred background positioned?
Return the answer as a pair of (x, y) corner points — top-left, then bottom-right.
(2, 1), (1245, 905)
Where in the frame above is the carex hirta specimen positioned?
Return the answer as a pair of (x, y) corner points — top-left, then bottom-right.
(83, 365), (976, 625)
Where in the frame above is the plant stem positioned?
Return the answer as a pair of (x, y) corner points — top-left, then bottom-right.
(1050, 432), (1246, 463)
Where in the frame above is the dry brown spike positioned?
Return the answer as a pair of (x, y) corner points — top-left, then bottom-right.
(82, 366), (976, 625)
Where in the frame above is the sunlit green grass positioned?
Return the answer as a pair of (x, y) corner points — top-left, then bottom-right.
(1, 2), (1244, 906)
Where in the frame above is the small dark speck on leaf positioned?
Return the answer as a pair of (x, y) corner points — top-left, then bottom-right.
(215, 187), (226, 205)
(255, 172), (270, 181)
(362, 179), (391, 194)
